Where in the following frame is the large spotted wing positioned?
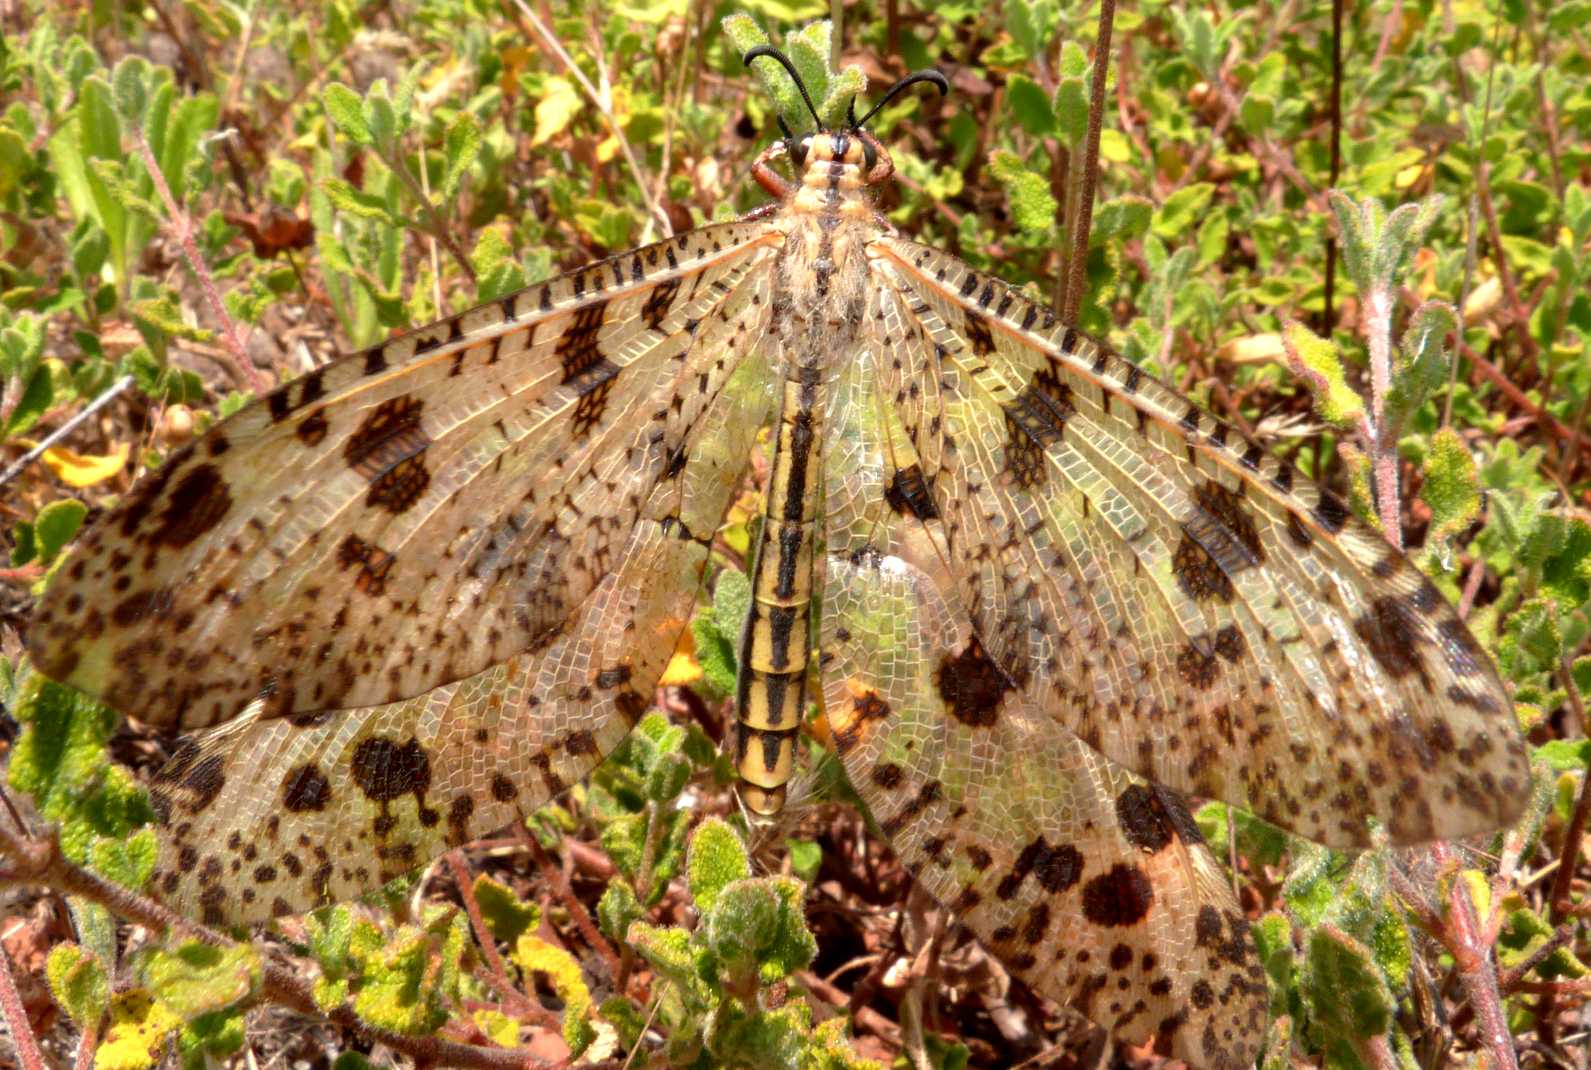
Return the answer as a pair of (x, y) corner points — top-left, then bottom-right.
(862, 237), (1529, 849)
(30, 222), (780, 733)
(817, 305), (1267, 1068)
(135, 260), (780, 925)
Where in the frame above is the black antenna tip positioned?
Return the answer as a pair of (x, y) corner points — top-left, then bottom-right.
(854, 68), (950, 130)
(742, 45), (825, 131)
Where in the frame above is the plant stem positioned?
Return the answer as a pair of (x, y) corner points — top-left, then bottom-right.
(1323, 0), (1344, 330)
(0, 374), (134, 491)
(1060, 0), (1116, 327)
(0, 932), (47, 1070)
(1364, 282), (1403, 547)
(129, 128), (266, 395)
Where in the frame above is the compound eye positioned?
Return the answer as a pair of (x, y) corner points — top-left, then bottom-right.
(789, 137), (809, 168)
(861, 139), (877, 173)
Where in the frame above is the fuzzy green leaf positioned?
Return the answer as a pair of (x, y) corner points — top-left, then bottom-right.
(1091, 194), (1152, 244)
(1052, 76), (1088, 146)
(1004, 75), (1054, 137)
(319, 176), (400, 226)
(1304, 925), (1395, 1042)
(472, 875), (541, 945)
(140, 942), (259, 1019)
(514, 933), (595, 1053)
(322, 83), (372, 146)
(597, 879), (643, 943)
(31, 498), (87, 565)
(350, 926), (447, 1035)
(687, 816), (750, 914)
(441, 111), (480, 200)
(1386, 300), (1457, 430)
(110, 56), (151, 125)
(1282, 320), (1364, 428)
(988, 151), (1056, 235)
(1422, 427), (1481, 548)
(46, 943), (110, 1028)
(1153, 182), (1215, 239)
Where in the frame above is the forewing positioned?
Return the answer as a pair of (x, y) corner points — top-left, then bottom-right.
(31, 222), (780, 731)
(865, 237), (1528, 848)
(819, 312), (1266, 1068)
(147, 329), (778, 924)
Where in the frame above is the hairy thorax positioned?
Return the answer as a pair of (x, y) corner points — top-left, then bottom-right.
(770, 152), (876, 360)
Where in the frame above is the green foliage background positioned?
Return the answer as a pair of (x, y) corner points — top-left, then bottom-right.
(0, 0), (1587, 1068)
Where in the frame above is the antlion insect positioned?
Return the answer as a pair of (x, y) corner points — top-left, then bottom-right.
(27, 39), (1528, 1070)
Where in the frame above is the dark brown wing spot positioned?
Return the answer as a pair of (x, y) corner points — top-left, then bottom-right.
(936, 636), (1012, 728)
(996, 836), (1083, 898)
(367, 454), (430, 514)
(872, 762), (905, 789)
(281, 764), (331, 812)
(337, 534), (397, 596)
(1313, 491), (1349, 533)
(297, 410), (329, 446)
(555, 300), (611, 380)
(346, 395), (430, 481)
(1354, 596), (1431, 687)
(490, 772), (518, 801)
(963, 312), (997, 356)
(1176, 640), (1221, 690)
(880, 779), (942, 836)
(1115, 784), (1176, 852)
(349, 737), (432, 803)
(1081, 863), (1154, 927)
(641, 279), (679, 330)
(885, 464), (938, 520)
(154, 741), (226, 814)
(1172, 535), (1234, 603)
(152, 465), (233, 547)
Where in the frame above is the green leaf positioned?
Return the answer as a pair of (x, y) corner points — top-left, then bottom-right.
(1281, 320), (1365, 429)
(365, 84), (397, 155)
(322, 83), (372, 146)
(90, 826), (157, 891)
(1, 363), (54, 439)
(786, 838), (822, 883)
(514, 933), (596, 1053)
(1421, 428), (1481, 548)
(140, 942), (259, 1019)
(46, 944), (110, 1028)
(1091, 195), (1152, 244)
(687, 816), (750, 913)
(988, 151), (1056, 235)
(707, 879), (780, 972)
(1004, 74), (1054, 137)
(178, 1009), (245, 1070)
(1052, 76), (1088, 146)
(597, 879), (643, 943)
(1303, 925), (1395, 1042)
(441, 111), (480, 200)
(756, 875), (817, 982)
(350, 926), (447, 1034)
(531, 76), (582, 147)
(318, 176), (400, 226)
(646, 751), (691, 802)
(1153, 182), (1216, 239)
(110, 56), (151, 125)
(1386, 300), (1456, 430)
(472, 875), (541, 944)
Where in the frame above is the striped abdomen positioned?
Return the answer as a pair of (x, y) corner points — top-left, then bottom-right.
(735, 359), (824, 816)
